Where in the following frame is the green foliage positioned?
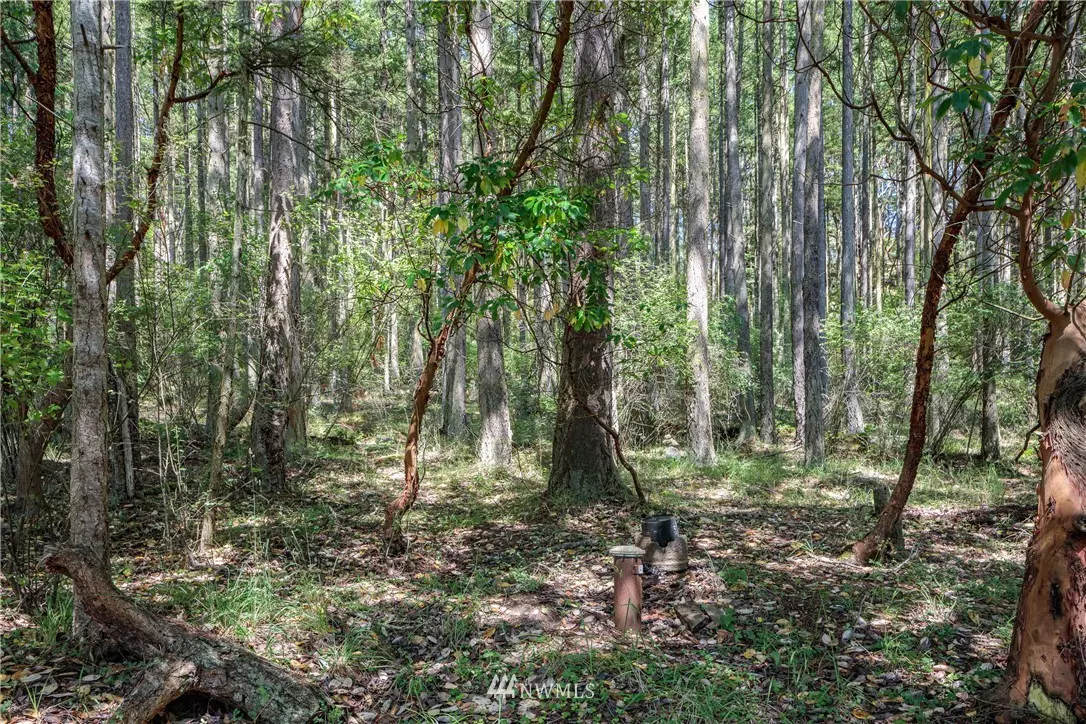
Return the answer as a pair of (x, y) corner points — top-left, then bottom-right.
(0, 253), (70, 418)
(420, 156), (604, 333)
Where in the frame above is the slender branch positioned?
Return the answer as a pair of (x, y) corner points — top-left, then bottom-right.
(1015, 1), (1073, 323)
(1015, 423), (1041, 463)
(577, 400), (646, 506)
(979, 299), (1043, 324)
(1, 28), (36, 83)
(173, 69), (234, 104)
(952, 1), (1060, 44)
(1016, 193), (1064, 323)
(507, 0), (574, 188)
(107, 10), (187, 282)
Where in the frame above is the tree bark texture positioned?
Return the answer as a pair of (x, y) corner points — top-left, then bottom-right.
(437, 6), (468, 440)
(70, 0), (111, 632)
(685, 0), (716, 465)
(257, 1), (301, 491)
(790, 0), (811, 447)
(724, 0), (755, 442)
(548, 0), (621, 504)
(840, 0), (864, 436)
(757, 0), (776, 444)
(114, 0), (139, 473)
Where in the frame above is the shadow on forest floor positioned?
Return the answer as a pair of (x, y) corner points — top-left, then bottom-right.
(1, 396), (1037, 722)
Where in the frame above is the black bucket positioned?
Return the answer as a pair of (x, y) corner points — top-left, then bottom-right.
(641, 515), (679, 548)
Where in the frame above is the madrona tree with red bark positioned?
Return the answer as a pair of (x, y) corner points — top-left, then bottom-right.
(991, 4), (1086, 715)
(380, 0), (577, 549)
(839, 0), (1083, 564)
(815, 1), (1086, 716)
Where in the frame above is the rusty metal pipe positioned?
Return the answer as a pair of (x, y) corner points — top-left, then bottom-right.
(610, 545), (644, 633)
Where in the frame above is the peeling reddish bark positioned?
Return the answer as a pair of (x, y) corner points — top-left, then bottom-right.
(1002, 305), (1086, 721)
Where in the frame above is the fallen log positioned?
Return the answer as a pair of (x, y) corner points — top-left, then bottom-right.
(44, 546), (324, 723)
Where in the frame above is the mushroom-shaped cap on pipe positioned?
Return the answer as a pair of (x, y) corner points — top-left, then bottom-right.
(610, 545), (645, 559)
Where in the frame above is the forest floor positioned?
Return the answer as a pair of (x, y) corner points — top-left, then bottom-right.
(1, 399), (1037, 723)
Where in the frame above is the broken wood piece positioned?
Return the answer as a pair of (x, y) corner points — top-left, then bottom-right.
(44, 546), (323, 724)
(674, 601), (711, 633)
(701, 603), (729, 628)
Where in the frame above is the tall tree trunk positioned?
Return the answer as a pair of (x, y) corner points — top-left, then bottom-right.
(801, 0), (826, 464)
(840, 0), (863, 435)
(790, 0), (811, 447)
(716, 2), (728, 298)
(977, 212), (1002, 461)
(974, 90), (1001, 461)
(248, 41), (269, 455)
(196, 99), (208, 266)
(685, 0), (716, 464)
(776, 0), (790, 353)
(287, 81), (309, 448)
(902, 9), (917, 307)
(257, 1), (301, 491)
(468, 0), (513, 468)
(659, 15), (672, 268)
(70, 0), (111, 634)
(725, 0), (755, 441)
(204, 0), (230, 438)
(757, 0), (776, 443)
(638, 21), (652, 241)
(437, 6), (468, 439)
(859, 12), (872, 308)
(114, 0), (139, 484)
(528, 0), (557, 398)
(182, 100), (195, 269)
(205, 48), (250, 552)
(548, 0), (620, 504)
(405, 0), (420, 160)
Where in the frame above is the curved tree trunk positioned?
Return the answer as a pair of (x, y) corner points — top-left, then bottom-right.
(45, 547), (322, 724)
(1002, 304), (1086, 721)
(383, 1), (574, 547)
(851, 1), (1048, 563)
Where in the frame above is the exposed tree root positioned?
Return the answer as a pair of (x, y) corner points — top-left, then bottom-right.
(44, 547), (324, 724)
